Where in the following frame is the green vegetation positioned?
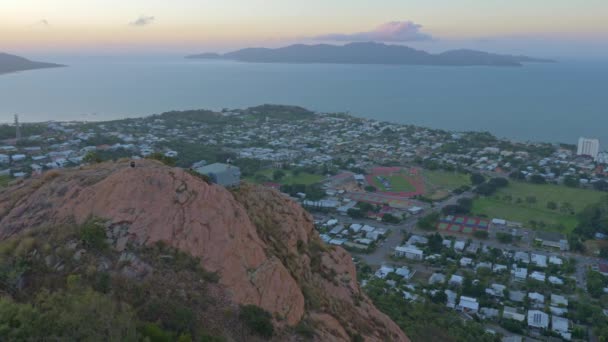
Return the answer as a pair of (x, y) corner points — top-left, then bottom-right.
(472, 181), (606, 232)
(422, 170), (471, 200)
(0, 221), (239, 341)
(239, 305), (274, 338)
(418, 212), (440, 230)
(0, 123), (47, 140)
(247, 168), (324, 185)
(0, 176), (11, 188)
(365, 278), (498, 342)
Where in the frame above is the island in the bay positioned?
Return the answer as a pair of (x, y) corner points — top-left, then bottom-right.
(0, 53), (65, 75)
(186, 42), (555, 67)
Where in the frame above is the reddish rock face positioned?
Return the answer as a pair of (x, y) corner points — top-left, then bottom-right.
(0, 160), (408, 341)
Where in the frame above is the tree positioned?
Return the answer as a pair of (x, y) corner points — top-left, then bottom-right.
(547, 201), (557, 210)
(488, 177), (509, 188)
(239, 305), (274, 338)
(594, 180), (608, 191)
(529, 174), (546, 184)
(272, 170), (286, 181)
(427, 233), (443, 253)
(382, 213), (401, 224)
(364, 185), (377, 192)
(563, 175), (579, 187)
(496, 232), (513, 244)
(418, 213), (440, 231)
(347, 208), (364, 219)
(587, 271), (608, 298)
(473, 230), (488, 239)
(470, 173), (486, 185)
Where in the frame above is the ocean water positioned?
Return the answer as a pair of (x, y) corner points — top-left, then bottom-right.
(0, 56), (607, 145)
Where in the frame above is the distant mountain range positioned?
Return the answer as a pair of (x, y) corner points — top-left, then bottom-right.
(186, 42), (555, 67)
(0, 53), (65, 74)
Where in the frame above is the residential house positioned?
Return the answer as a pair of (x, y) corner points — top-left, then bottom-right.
(374, 266), (395, 279)
(530, 271), (546, 282)
(528, 292), (545, 304)
(449, 274), (464, 287)
(531, 254), (548, 268)
(429, 273), (446, 285)
(503, 306), (526, 322)
(527, 310), (549, 329)
(514, 251), (530, 264)
(511, 266), (528, 280)
(551, 316), (571, 340)
(458, 296), (479, 313)
(394, 245), (424, 260)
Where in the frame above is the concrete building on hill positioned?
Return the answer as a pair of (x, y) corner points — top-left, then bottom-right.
(194, 163), (241, 187)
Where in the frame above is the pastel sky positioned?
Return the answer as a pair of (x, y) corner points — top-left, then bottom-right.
(2, 0), (608, 57)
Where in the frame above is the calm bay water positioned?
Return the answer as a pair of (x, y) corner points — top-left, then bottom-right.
(0, 56), (606, 145)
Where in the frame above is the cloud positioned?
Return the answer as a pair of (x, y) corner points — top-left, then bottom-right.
(314, 21), (433, 42)
(129, 15), (155, 27)
(29, 19), (50, 28)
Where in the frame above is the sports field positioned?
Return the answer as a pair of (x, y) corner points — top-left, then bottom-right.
(371, 174), (416, 192)
(247, 169), (324, 185)
(422, 170), (470, 200)
(366, 167), (425, 197)
(472, 181), (606, 233)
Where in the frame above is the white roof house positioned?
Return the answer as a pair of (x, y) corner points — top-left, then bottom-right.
(527, 310), (549, 329)
(531, 254), (548, 268)
(326, 219), (338, 226)
(429, 273), (446, 285)
(551, 294), (568, 307)
(512, 266), (528, 280)
(407, 235), (428, 245)
(458, 296), (479, 313)
(361, 225), (376, 233)
(492, 218), (507, 225)
(530, 271), (546, 282)
(454, 240), (466, 251)
(548, 276), (564, 285)
(329, 225), (345, 235)
(375, 266), (395, 279)
(449, 274), (464, 286)
(394, 245), (424, 260)
(549, 256), (563, 265)
(349, 223), (362, 233)
(552, 316), (571, 340)
(445, 290), (457, 308)
(395, 266), (413, 279)
(514, 251), (530, 263)
(503, 306), (526, 322)
(492, 264), (508, 273)
(485, 283), (506, 297)
(550, 306), (568, 316)
(460, 257), (474, 267)
(528, 292), (545, 303)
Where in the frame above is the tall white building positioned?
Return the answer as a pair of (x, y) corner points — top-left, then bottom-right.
(577, 137), (600, 160)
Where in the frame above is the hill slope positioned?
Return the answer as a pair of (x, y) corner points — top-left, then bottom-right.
(186, 42), (555, 67)
(0, 159), (408, 341)
(0, 53), (64, 74)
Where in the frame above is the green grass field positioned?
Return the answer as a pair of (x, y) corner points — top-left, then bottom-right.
(372, 174), (416, 192)
(0, 176), (11, 188)
(472, 181), (607, 233)
(246, 169), (324, 185)
(422, 170), (470, 200)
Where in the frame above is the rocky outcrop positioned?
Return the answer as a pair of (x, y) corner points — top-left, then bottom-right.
(0, 160), (408, 341)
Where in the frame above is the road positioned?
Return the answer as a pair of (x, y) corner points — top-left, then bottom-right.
(314, 190), (601, 289)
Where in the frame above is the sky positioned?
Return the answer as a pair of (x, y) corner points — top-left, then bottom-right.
(2, 0), (608, 58)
